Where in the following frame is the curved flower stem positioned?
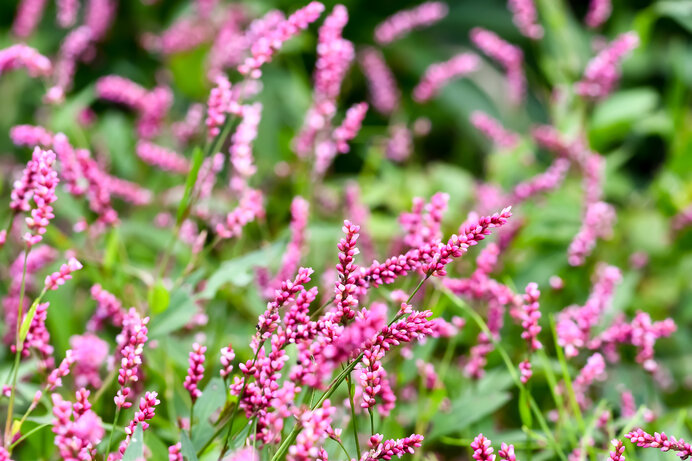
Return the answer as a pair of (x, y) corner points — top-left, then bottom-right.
(106, 404), (122, 455)
(345, 369), (361, 458)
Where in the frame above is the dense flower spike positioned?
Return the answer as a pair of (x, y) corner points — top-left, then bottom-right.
(386, 124), (413, 162)
(12, 0), (47, 38)
(499, 443), (517, 461)
(111, 392), (160, 460)
(45, 258), (83, 290)
(51, 391), (103, 460)
(363, 433), (425, 460)
(10, 124), (54, 148)
(625, 429), (692, 459)
(471, 112), (520, 149)
(518, 282), (541, 383)
(470, 27), (525, 104)
(585, 0), (612, 28)
(230, 102), (262, 191)
(287, 400), (335, 461)
(508, 0), (543, 39)
(47, 350), (75, 390)
(57, 0), (79, 28)
(331, 102), (369, 155)
(184, 342), (207, 403)
(206, 75), (233, 138)
(511, 158), (570, 203)
(70, 333), (109, 388)
(0, 44), (52, 78)
(573, 352), (606, 408)
(215, 188), (264, 239)
(136, 141), (190, 174)
(334, 220), (360, 322)
(471, 434), (496, 461)
(89, 284), (125, 331)
(359, 47), (400, 115)
(567, 201), (616, 266)
(576, 32), (639, 100)
(413, 53), (480, 102)
(115, 308), (150, 409)
(168, 443), (183, 461)
(219, 344), (236, 378)
(239, 2), (326, 78)
(609, 439), (625, 461)
(374, 2), (448, 44)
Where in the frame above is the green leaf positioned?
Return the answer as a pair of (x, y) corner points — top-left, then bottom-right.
(148, 281), (171, 315)
(177, 147), (205, 226)
(427, 388), (511, 440)
(19, 299), (41, 348)
(200, 242), (283, 298)
(121, 424), (144, 461)
(191, 378), (227, 447)
(148, 288), (197, 337)
(181, 432), (200, 461)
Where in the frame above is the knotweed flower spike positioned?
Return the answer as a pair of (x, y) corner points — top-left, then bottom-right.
(359, 47), (400, 115)
(471, 27), (525, 104)
(508, 0), (543, 39)
(0, 44), (52, 78)
(625, 429), (692, 459)
(585, 0), (612, 28)
(183, 342), (207, 403)
(374, 2), (448, 45)
(413, 52), (480, 102)
(576, 32), (639, 100)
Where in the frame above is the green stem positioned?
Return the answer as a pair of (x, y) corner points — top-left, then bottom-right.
(106, 403), (122, 455)
(190, 403), (195, 440)
(334, 438), (352, 460)
(345, 370), (361, 458)
(4, 248), (30, 450)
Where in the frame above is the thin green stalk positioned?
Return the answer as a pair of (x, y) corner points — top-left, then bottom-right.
(334, 438), (352, 460)
(106, 405), (122, 455)
(549, 315), (585, 432)
(345, 371), (361, 458)
(310, 296), (335, 320)
(368, 408), (375, 436)
(4, 248), (30, 449)
(8, 423), (50, 450)
(190, 403), (195, 440)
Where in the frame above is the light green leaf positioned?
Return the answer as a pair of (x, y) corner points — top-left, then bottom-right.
(121, 424), (144, 461)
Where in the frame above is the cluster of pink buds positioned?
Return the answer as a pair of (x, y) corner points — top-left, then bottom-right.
(219, 343), (235, 378)
(576, 32), (639, 100)
(573, 352), (606, 408)
(96, 76), (172, 138)
(331, 102), (369, 155)
(385, 124), (413, 162)
(114, 309), (150, 408)
(70, 333), (109, 388)
(173, 103), (204, 144)
(287, 400), (335, 461)
(47, 350), (75, 390)
(518, 282), (541, 383)
(51, 391), (103, 460)
(136, 141), (190, 174)
(374, 2), (448, 45)
(510, 158), (570, 203)
(12, 0), (47, 38)
(56, 0), (78, 28)
(625, 429), (692, 459)
(11, 147), (60, 246)
(334, 220), (360, 322)
(206, 75), (233, 138)
(362, 433), (424, 460)
(184, 342), (207, 403)
(168, 443), (182, 461)
(215, 188), (264, 239)
(142, 16), (213, 56)
(400, 192), (449, 248)
(111, 392), (160, 461)
(359, 47), (400, 115)
(230, 102), (262, 191)
(568, 201), (616, 266)
(508, 0), (543, 39)
(470, 111), (520, 149)
(89, 284), (125, 331)
(585, 0), (612, 28)
(239, 2), (325, 78)
(46, 26), (94, 103)
(413, 52), (480, 102)
(10, 124), (54, 147)
(0, 44), (52, 78)
(471, 433), (495, 461)
(45, 258), (83, 290)
(470, 27), (525, 104)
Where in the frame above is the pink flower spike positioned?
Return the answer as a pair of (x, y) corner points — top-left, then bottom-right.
(10, 124), (54, 148)
(56, 0), (79, 28)
(573, 352), (606, 409)
(568, 201), (616, 266)
(576, 32), (639, 100)
(215, 188), (264, 240)
(206, 75), (233, 139)
(470, 111), (519, 149)
(136, 141), (190, 174)
(374, 2), (448, 45)
(168, 443), (183, 461)
(471, 433), (496, 461)
(184, 343), (207, 403)
(238, 2), (326, 78)
(413, 52), (480, 102)
(229, 102), (262, 191)
(585, 0), (612, 28)
(12, 0), (48, 38)
(47, 350), (75, 390)
(508, 0), (543, 39)
(220, 344), (236, 378)
(625, 429), (692, 459)
(470, 27), (525, 104)
(334, 220), (361, 322)
(332, 102), (368, 154)
(359, 47), (400, 115)
(45, 258), (83, 291)
(362, 433), (424, 460)
(609, 439), (625, 461)
(499, 442), (517, 461)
